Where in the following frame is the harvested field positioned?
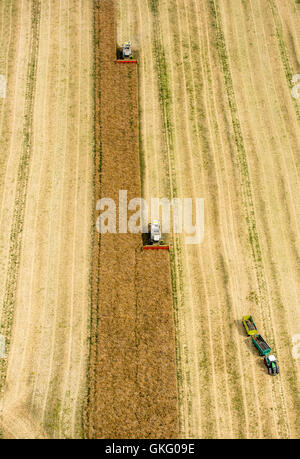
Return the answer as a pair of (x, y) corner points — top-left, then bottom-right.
(1, 0), (299, 440)
(86, 0), (178, 439)
(0, 0), (94, 438)
(117, 0), (300, 439)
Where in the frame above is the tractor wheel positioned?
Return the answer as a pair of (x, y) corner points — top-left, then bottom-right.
(268, 367), (272, 375)
(276, 365), (280, 374)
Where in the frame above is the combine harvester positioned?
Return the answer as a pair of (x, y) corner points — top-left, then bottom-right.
(117, 41), (138, 64)
(143, 220), (169, 251)
(242, 315), (280, 375)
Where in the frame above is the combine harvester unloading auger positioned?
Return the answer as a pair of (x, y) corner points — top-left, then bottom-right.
(117, 41), (138, 64)
(143, 220), (170, 251)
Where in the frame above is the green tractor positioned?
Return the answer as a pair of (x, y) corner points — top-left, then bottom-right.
(264, 354), (280, 375)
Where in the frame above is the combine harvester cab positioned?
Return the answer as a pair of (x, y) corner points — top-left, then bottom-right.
(252, 334), (271, 356)
(242, 315), (258, 336)
(143, 220), (170, 251)
(117, 41), (138, 64)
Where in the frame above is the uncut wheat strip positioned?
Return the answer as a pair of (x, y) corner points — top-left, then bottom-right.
(119, 0), (180, 434)
(125, 0), (186, 434)
(119, 0), (150, 198)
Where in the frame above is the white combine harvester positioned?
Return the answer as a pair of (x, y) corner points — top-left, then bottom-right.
(117, 41), (137, 64)
(143, 220), (169, 251)
(122, 41), (133, 59)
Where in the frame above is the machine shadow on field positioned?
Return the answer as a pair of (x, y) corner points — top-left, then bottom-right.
(234, 319), (248, 337)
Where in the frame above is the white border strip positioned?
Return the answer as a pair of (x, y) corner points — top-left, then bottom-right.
(0, 74), (6, 98)
(0, 334), (5, 358)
